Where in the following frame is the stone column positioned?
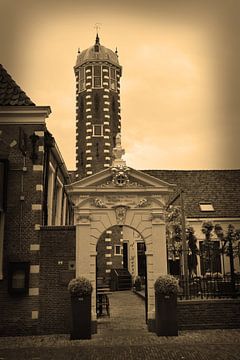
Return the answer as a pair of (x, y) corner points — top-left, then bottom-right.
(147, 210), (167, 331)
(75, 210), (97, 330)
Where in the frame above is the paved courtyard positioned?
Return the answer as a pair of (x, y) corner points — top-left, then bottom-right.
(0, 291), (240, 359)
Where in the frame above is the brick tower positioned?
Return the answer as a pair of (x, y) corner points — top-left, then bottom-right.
(74, 34), (122, 178)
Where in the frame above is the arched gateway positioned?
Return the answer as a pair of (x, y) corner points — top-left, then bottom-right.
(66, 164), (175, 331)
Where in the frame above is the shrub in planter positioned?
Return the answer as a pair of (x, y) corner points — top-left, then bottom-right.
(68, 277), (93, 340)
(154, 275), (179, 336)
(134, 276), (142, 291)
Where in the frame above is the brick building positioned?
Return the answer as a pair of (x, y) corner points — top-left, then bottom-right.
(0, 64), (73, 335)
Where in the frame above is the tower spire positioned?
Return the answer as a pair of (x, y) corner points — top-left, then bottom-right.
(95, 33), (100, 45)
(94, 23), (101, 45)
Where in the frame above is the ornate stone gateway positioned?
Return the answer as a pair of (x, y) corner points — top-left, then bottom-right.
(66, 163), (175, 331)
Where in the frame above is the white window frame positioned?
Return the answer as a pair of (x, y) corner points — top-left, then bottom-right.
(54, 177), (63, 226)
(47, 163), (55, 225)
(92, 124), (103, 137)
(62, 193), (67, 226)
(114, 245), (122, 256)
(199, 203), (215, 212)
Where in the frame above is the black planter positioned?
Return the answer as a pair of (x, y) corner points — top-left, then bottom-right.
(70, 294), (92, 340)
(155, 293), (178, 336)
(135, 283), (142, 291)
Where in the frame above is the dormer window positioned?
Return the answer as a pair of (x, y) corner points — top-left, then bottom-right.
(92, 124), (103, 137)
(78, 67), (85, 92)
(110, 68), (117, 91)
(199, 203), (214, 212)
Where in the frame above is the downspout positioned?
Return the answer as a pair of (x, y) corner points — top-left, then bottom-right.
(42, 131), (54, 225)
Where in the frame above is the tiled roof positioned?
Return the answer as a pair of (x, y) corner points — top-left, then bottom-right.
(143, 170), (240, 218)
(0, 64), (35, 106)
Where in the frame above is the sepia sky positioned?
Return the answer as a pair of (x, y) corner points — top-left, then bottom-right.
(1, 0), (240, 170)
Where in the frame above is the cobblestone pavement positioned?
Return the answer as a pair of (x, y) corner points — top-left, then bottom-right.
(0, 291), (240, 359)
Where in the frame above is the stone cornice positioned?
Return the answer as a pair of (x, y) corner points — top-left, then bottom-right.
(0, 106), (51, 124)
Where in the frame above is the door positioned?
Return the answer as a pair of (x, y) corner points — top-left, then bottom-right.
(123, 242), (128, 270)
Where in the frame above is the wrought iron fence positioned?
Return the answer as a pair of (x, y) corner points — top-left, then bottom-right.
(178, 275), (240, 300)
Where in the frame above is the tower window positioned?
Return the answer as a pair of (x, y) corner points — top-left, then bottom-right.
(80, 151), (84, 166)
(93, 65), (102, 88)
(114, 245), (122, 256)
(95, 143), (99, 159)
(78, 67), (85, 92)
(93, 124), (103, 137)
(110, 68), (117, 91)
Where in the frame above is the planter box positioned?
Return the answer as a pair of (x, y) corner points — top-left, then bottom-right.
(155, 293), (178, 336)
(70, 294), (91, 340)
(135, 284), (142, 291)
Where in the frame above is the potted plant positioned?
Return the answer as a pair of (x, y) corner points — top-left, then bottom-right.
(134, 276), (142, 291)
(154, 274), (179, 336)
(68, 277), (93, 340)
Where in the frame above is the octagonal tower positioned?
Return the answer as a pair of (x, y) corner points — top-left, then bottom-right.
(75, 35), (122, 178)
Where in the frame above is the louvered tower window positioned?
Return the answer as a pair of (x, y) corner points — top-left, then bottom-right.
(78, 67), (85, 92)
(93, 65), (102, 88)
(110, 68), (117, 91)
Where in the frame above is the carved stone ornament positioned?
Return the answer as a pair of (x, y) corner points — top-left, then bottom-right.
(77, 212), (91, 223)
(114, 206), (128, 225)
(112, 133), (126, 167)
(151, 211), (165, 223)
(111, 165), (130, 187)
(93, 198), (107, 208)
(136, 198), (151, 208)
(98, 179), (144, 188)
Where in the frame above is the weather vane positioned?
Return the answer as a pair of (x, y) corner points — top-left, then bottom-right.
(94, 23), (102, 35)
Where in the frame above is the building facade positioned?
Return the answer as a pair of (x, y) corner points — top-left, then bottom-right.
(0, 64), (73, 335)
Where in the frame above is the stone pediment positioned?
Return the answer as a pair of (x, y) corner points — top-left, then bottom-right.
(66, 166), (176, 209)
(66, 166), (175, 192)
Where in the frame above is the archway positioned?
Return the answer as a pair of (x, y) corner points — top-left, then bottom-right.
(96, 225), (148, 321)
(66, 166), (175, 331)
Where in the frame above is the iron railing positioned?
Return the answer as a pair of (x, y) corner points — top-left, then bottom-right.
(178, 275), (240, 300)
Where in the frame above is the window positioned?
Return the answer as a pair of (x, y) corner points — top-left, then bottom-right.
(110, 68), (117, 91)
(93, 65), (102, 88)
(8, 262), (30, 295)
(78, 67), (85, 92)
(92, 124), (103, 137)
(199, 203), (214, 212)
(115, 245), (122, 256)
(54, 178), (63, 226)
(47, 165), (55, 225)
(62, 193), (67, 226)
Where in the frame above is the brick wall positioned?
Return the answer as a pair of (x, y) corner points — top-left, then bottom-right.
(0, 123), (45, 336)
(178, 299), (240, 329)
(39, 226), (76, 334)
(0, 122), (73, 336)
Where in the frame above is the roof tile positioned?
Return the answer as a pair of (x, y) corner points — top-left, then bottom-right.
(143, 169), (240, 219)
(0, 64), (35, 106)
